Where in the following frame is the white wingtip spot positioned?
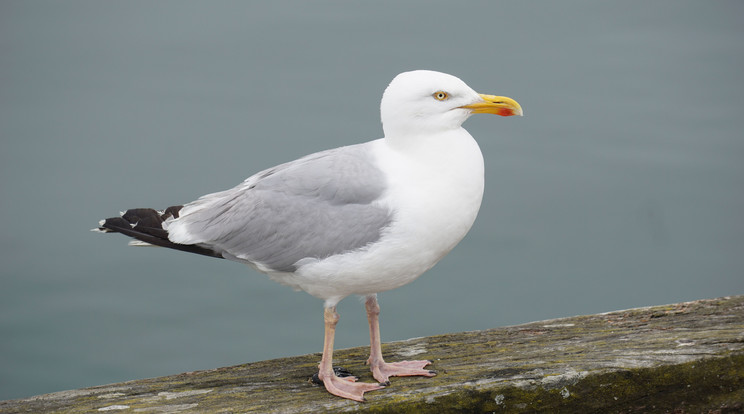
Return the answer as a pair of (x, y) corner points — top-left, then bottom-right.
(91, 228), (107, 233)
(128, 240), (155, 247)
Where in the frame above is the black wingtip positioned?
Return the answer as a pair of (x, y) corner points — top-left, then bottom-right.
(96, 206), (223, 259)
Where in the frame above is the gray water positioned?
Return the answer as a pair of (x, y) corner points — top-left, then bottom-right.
(1, 1), (742, 401)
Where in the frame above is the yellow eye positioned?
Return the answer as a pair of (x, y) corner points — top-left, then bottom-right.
(433, 91), (449, 101)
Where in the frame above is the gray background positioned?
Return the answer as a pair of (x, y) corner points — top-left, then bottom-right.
(1, 1), (742, 401)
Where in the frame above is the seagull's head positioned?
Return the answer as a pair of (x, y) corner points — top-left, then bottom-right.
(380, 70), (522, 138)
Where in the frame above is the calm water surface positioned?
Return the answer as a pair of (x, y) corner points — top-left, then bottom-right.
(1, 1), (742, 400)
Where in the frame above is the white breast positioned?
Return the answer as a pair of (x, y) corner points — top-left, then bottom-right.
(286, 130), (485, 305)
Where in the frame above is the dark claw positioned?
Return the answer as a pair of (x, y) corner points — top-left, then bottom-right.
(428, 370), (437, 375)
(333, 367), (354, 378)
(379, 380), (391, 386)
(310, 367), (354, 385)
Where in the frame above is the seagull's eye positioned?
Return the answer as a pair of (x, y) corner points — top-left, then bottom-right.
(433, 91), (449, 101)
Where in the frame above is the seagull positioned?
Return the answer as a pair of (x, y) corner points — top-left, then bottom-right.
(95, 70), (522, 401)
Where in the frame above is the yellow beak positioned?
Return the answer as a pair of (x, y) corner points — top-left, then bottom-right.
(461, 94), (523, 117)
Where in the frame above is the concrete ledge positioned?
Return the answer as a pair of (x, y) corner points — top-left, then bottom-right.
(2, 296), (743, 413)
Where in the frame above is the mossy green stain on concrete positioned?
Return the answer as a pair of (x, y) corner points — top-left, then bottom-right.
(347, 355), (744, 414)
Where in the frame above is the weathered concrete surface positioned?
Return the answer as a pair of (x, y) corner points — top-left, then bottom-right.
(2, 296), (743, 413)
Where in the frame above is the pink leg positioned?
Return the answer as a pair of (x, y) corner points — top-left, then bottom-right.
(317, 306), (384, 401)
(365, 295), (437, 384)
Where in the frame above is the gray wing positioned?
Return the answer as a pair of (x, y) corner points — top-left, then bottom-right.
(164, 142), (393, 272)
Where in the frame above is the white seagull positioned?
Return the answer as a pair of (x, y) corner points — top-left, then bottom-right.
(96, 70), (522, 401)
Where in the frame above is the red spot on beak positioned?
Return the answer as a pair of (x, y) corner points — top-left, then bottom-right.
(497, 108), (514, 117)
